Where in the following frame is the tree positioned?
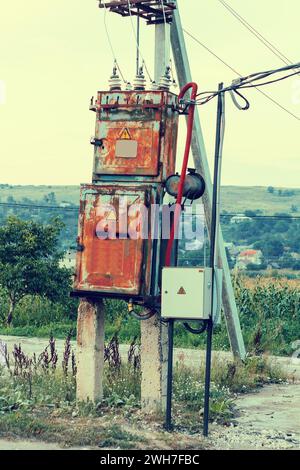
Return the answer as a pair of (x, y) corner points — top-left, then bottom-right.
(267, 186), (275, 194)
(246, 262), (266, 272)
(244, 210), (257, 217)
(7, 195), (16, 204)
(253, 237), (284, 258)
(291, 205), (298, 213)
(0, 216), (71, 326)
(43, 192), (57, 206)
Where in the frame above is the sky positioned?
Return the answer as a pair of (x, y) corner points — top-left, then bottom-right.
(0, 0), (299, 187)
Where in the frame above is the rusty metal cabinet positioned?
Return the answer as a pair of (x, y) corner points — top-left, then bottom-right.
(92, 91), (178, 182)
(73, 88), (179, 304)
(74, 184), (162, 302)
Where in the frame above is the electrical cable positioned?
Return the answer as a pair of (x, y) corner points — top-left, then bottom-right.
(127, 0), (153, 82)
(237, 62), (300, 83)
(236, 70), (300, 90)
(164, 82), (205, 335)
(0, 202), (79, 211)
(229, 88), (250, 111)
(195, 65), (300, 120)
(183, 321), (207, 335)
(218, 0), (299, 73)
(182, 28), (300, 121)
(160, 0), (167, 31)
(128, 308), (156, 321)
(165, 82), (198, 267)
(182, 28), (241, 76)
(195, 63), (300, 100)
(221, 214), (300, 220)
(1, 203), (300, 219)
(102, 2), (127, 83)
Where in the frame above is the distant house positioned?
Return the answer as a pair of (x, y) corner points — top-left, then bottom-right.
(60, 248), (77, 272)
(230, 215), (252, 224)
(225, 242), (240, 258)
(236, 249), (263, 270)
(59, 202), (72, 208)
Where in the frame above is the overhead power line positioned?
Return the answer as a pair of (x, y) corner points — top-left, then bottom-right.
(102, 2), (127, 83)
(195, 62), (300, 106)
(182, 28), (300, 121)
(126, 0), (153, 82)
(0, 202), (78, 212)
(1, 202), (300, 219)
(218, 0), (297, 70)
(220, 214), (300, 220)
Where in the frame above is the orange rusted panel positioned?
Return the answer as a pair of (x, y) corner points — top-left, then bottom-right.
(73, 89), (179, 302)
(94, 120), (160, 176)
(92, 90), (178, 182)
(74, 184), (159, 297)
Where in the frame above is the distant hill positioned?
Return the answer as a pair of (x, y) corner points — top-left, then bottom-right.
(220, 186), (300, 215)
(0, 185), (80, 206)
(0, 184), (300, 215)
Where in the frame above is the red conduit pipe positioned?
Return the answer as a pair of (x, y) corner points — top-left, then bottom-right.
(165, 82), (198, 267)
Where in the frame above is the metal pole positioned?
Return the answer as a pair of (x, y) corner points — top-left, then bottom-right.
(203, 84), (225, 436)
(165, 319), (174, 431)
(170, 3), (246, 360)
(154, 22), (171, 84)
(136, 11), (140, 75)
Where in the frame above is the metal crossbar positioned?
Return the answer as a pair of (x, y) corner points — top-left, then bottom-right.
(98, 1), (177, 24)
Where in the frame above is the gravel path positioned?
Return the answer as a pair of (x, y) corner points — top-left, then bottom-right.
(209, 384), (300, 450)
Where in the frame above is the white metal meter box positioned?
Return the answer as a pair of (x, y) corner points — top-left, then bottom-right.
(161, 267), (223, 322)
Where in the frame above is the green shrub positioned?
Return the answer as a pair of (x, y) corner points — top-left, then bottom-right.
(1, 277), (299, 356)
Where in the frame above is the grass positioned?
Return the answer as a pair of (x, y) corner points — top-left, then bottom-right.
(220, 185), (300, 215)
(1, 276), (299, 356)
(0, 323), (77, 340)
(0, 412), (141, 449)
(0, 185), (80, 206)
(0, 334), (289, 448)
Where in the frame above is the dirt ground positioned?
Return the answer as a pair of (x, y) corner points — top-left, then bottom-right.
(208, 383), (300, 450)
(0, 439), (77, 450)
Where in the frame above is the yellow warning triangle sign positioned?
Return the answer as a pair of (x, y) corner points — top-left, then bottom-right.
(106, 210), (117, 221)
(119, 127), (131, 140)
(177, 287), (186, 295)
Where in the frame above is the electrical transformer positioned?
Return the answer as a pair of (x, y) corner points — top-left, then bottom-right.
(91, 90), (178, 181)
(73, 86), (179, 308)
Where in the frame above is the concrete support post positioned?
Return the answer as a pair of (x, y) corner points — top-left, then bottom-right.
(139, 15), (172, 416)
(76, 298), (105, 402)
(154, 22), (171, 84)
(140, 315), (168, 412)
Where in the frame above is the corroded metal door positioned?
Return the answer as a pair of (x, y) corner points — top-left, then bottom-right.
(75, 185), (151, 296)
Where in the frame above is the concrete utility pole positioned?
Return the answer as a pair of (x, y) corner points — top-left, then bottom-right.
(170, 3), (246, 359)
(140, 21), (172, 413)
(76, 0), (246, 411)
(76, 299), (105, 402)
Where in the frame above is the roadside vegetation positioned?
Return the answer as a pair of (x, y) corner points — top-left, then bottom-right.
(0, 276), (299, 356)
(0, 335), (287, 448)
(0, 212), (298, 356)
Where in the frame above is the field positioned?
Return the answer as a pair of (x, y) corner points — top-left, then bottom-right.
(1, 184), (300, 215)
(0, 185), (79, 205)
(221, 185), (300, 215)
